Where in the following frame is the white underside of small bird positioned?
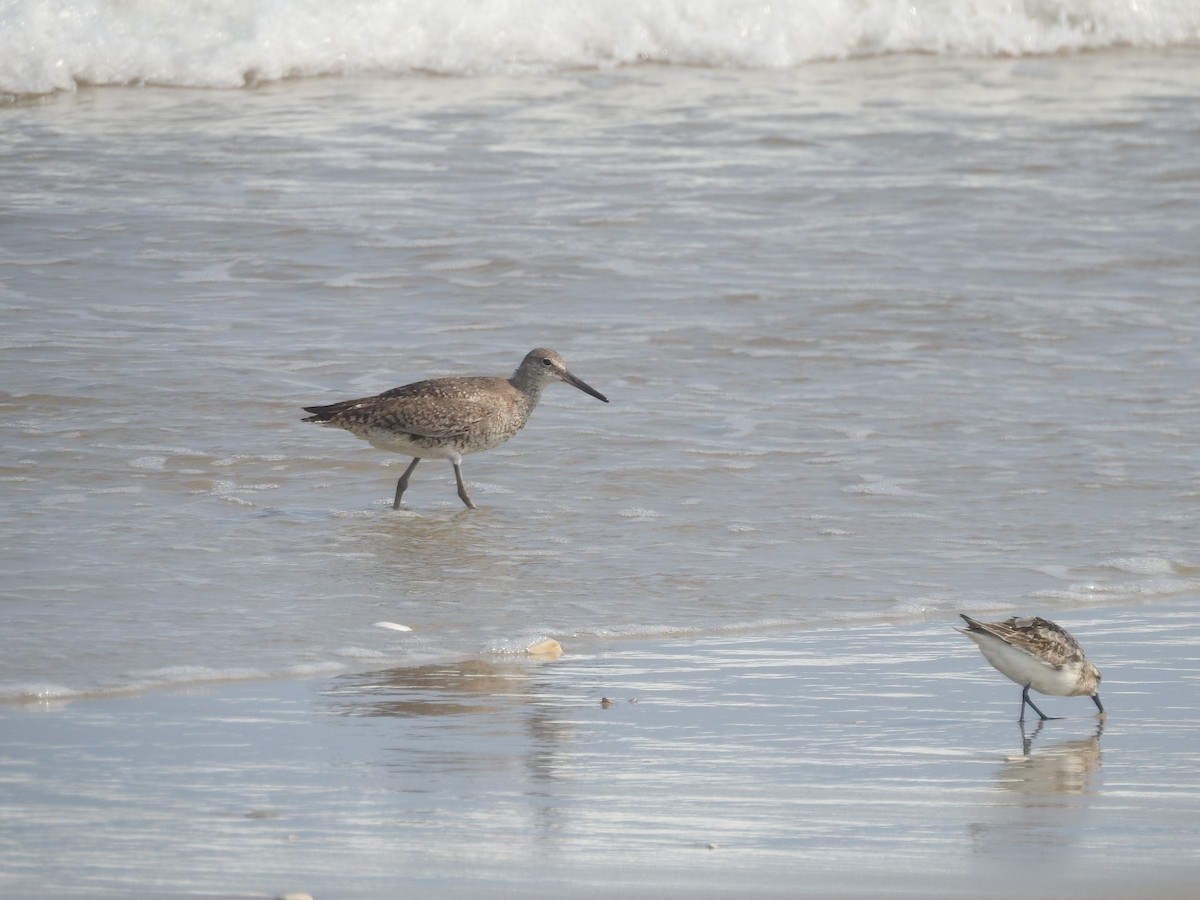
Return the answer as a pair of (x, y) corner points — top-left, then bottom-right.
(960, 629), (1085, 697)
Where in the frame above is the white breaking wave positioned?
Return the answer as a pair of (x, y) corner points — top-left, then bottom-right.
(3, 0), (1198, 96)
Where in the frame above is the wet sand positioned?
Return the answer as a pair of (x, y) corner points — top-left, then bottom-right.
(3, 602), (1199, 898)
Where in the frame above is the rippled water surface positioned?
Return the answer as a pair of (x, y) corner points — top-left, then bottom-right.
(0, 54), (1190, 676)
(3, 48), (1200, 895)
(4, 53), (1199, 699)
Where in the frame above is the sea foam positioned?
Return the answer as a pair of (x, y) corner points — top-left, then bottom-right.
(3, 0), (1198, 97)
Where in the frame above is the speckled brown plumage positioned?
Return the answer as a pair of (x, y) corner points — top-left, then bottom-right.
(303, 348), (608, 509)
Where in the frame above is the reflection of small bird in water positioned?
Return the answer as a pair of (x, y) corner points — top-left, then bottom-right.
(303, 348), (608, 509)
(956, 614), (1104, 722)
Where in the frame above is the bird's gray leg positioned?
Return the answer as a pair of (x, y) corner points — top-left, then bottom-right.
(394, 458), (421, 509)
(452, 461), (476, 510)
(1021, 684), (1055, 722)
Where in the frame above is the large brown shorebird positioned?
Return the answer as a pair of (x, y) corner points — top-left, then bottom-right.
(303, 348), (608, 509)
(956, 614), (1104, 722)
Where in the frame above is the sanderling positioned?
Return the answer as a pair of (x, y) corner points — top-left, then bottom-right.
(956, 614), (1104, 722)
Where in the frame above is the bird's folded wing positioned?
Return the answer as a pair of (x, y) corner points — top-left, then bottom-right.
(367, 379), (518, 440)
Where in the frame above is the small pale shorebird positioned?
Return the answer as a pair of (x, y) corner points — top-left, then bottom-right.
(956, 614), (1104, 722)
(302, 348), (608, 509)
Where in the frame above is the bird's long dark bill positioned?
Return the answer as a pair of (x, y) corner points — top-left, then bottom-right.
(1092, 694), (1105, 714)
(563, 371), (609, 403)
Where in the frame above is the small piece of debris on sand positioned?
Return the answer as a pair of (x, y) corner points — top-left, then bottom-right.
(526, 638), (563, 658)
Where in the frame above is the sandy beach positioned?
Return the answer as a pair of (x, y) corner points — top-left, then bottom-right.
(4, 7), (1200, 895)
(4, 602), (1199, 898)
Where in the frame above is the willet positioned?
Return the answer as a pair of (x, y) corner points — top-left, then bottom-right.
(956, 614), (1104, 721)
(303, 348), (608, 509)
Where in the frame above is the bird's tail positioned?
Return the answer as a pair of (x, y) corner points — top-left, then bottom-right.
(301, 401), (349, 423)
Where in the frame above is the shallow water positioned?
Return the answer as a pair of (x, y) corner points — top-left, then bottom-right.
(4, 4), (1200, 892)
(3, 51), (1200, 699)
(3, 605), (1198, 897)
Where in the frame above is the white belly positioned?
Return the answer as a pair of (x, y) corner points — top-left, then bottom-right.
(972, 636), (1080, 697)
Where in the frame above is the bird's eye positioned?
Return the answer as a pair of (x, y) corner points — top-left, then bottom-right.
(541, 358), (552, 366)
